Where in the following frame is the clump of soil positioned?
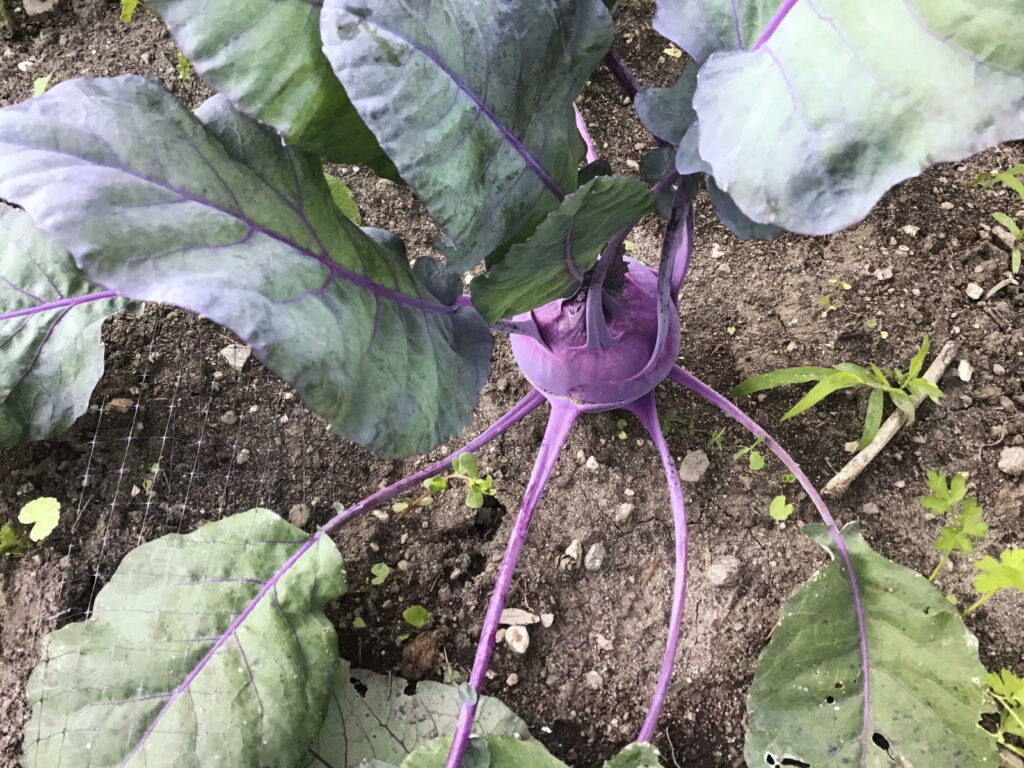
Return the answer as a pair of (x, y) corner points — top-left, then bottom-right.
(1, 2), (1022, 767)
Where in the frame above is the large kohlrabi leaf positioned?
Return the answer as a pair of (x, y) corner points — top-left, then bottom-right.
(23, 509), (347, 768)
(470, 177), (653, 322)
(306, 667), (532, 766)
(0, 77), (491, 458)
(746, 523), (997, 768)
(320, 0), (613, 271)
(401, 735), (568, 768)
(146, 0), (395, 175)
(654, 0), (1024, 235)
(603, 743), (662, 767)
(0, 205), (140, 447)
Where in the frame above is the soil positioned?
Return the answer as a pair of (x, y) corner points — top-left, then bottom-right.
(1, 2), (1022, 767)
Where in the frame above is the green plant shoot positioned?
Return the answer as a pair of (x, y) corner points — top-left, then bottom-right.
(370, 562), (390, 586)
(919, 470), (988, 581)
(966, 549), (1024, 615)
(18, 497), (60, 542)
(769, 495), (794, 522)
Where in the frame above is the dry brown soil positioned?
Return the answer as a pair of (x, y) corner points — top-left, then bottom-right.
(1, 2), (1022, 767)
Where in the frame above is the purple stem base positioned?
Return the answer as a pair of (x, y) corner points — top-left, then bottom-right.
(574, 104), (598, 165)
(627, 392), (689, 743)
(445, 398), (579, 768)
(669, 365), (873, 757)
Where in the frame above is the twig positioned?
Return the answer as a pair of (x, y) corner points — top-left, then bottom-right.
(822, 341), (957, 496)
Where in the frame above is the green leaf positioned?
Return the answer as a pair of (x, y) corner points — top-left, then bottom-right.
(887, 388), (917, 425)
(857, 388), (885, 451)
(989, 669), (1024, 706)
(973, 549), (1024, 598)
(960, 498), (988, 540)
(370, 562), (391, 586)
(305, 667), (532, 766)
(907, 335), (931, 380)
(402, 735), (569, 768)
(926, 470), (950, 499)
(453, 452), (479, 480)
(635, 65), (698, 145)
(948, 473), (968, 505)
(732, 366), (835, 397)
(768, 495), (793, 521)
(748, 451), (765, 471)
(17, 497), (60, 542)
(175, 52), (192, 83)
(746, 523), (997, 768)
(992, 211), (1023, 238)
(0, 205), (141, 447)
(782, 372), (862, 421)
(146, 0), (394, 174)
(31, 75), (51, 97)
(120, 0), (138, 23)
(24, 509), (347, 768)
(0, 80), (491, 458)
(321, 0), (613, 271)
(603, 743), (662, 767)
(423, 476), (448, 494)
(465, 489), (485, 509)
(403, 605), (431, 628)
(936, 526), (971, 556)
(1013, 248), (1021, 275)
(470, 177), (653, 322)
(0, 521), (31, 556)
(656, 0), (1024, 235)
(324, 174), (362, 225)
(352, 616), (368, 629)
(907, 378), (944, 403)
(832, 362), (878, 387)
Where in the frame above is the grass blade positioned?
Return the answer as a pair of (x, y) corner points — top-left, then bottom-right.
(733, 367), (835, 397)
(858, 388), (885, 450)
(782, 372), (861, 421)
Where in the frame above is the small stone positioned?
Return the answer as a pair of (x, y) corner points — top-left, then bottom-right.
(495, 628), (505, 643)
(16, 60), (34, 73)
(506, 673), (519, 687)
(220, 410), (238, 425)
(596, 634), (614, 651)
(998, 447), (1024, 476)
(106, 397), (134, 413)
(861, 502), (882, 516)
(505, 625), (530, 654)
(965, 282), (984, 300)
(235, 448), (251, 466)
(560, 539), (582, 571)
(219, 343), (252, 371)
(397, 559), (412, 572)
(140, 51), (153, 65)
(499, 608), (540, 626)
(901, 224), (920, 237)
(287, 503), (313, 528)
(707, 555), (742, 588)
(994, 364), (1006, 375)
(585, 455), (600, 470)
(1000, 396), (1017, 414)
(957, 360), (974, 382)
(584, 671), (603, 689)
(24, 0), (59, 14)
(623, 488), (635, 497)
(584, 542), (607, 572)
(540, 613), (554, 628)
(371, 509), (389, 522)
(874, 266), (894, 281)
(678, 450), (710, 483)
(940, 201), (955, 210)
(613, 503), (634, 524)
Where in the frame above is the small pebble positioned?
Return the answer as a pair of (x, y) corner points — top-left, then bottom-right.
(614, 503), (634, 524)
(596, 634), (614, 651)
(235, 448), (251, 466)
(506, 673), (519, 687)
(397, 560), (412, 572)
(678, 450), (710, 483)
(584, 542), (607, 572)
(957, 360), (974, 382)
(998, 446), (1024, 476)
(220, 410), (238, 425)
(371, 509), (389, 523)
(707, 555), (742, 588)
(540, 613), (554, 628)
(874, 266), (894, 281)
(560, 539), (582, 571)
(106, 397), (134, 414)
(901, 224), (920, 237)
(994, 364), (1006, 375)
(965, 282), (984, 300)
(585, 455), (600, 470)
(505, 626), (530, 654)
(288, 502), (313, 528)
(220, 343), (252, 371)
(499, 608), (539, 626)
(940, 201), (955, 210)
(584, 671), (603, 689)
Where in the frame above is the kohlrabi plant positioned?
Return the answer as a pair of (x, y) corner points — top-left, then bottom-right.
(1, 0), (1021, 766)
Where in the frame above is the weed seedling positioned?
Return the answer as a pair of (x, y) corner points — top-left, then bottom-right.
(707, 427), (727, 452)
(176, 53), (193, 83)
(369, 562), (390, 586)
(986, 669), (1024, 757)
(403, 605), (431, 629)
(966, 549), (1024, 615)
(733, 435), (765, 471)
(769, 495), (794, 522)
(394, 451), (496, 511)
(919, 470), (988, 581)
(970, 164), (1024, 275)
(734, 335), (943, 450)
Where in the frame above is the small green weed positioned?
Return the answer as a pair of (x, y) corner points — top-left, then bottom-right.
(393, 451), (495, 512)
(970, 164), (1024, 275)
(2, 497), (61, 556)
(967, 549), (1024, 616)
(734, 335), (942, 451)
(986, 669), (1024, 757)
(769, 495), (794, 521)
(920, 470), (988, 581)
(176, 52), (193, 83)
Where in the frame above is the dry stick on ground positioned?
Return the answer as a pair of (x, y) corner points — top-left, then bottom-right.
(822, 341), (958, 496)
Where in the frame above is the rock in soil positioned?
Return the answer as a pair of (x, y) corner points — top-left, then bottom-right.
(584, 542), (607, 571)
(707, 555), (742, 588)
(998, 446), (1024, 476)
(288, 503), (312, 529)
(679, 450), (711, 482)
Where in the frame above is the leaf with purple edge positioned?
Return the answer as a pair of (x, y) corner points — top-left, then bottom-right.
(746, 522), (996, 768)
(23, 508), (347, 768)
(658, 0), (1024, 235)
(0, 205), (141, 447)
(0, 77), (491, 458)
(320, 0), (613, 271)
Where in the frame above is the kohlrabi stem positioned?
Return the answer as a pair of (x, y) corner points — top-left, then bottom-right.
(603, 48), (640, 100)
(0, 289), (118, 321)
(574, 104), (598, 164)
(669, 365), (873, 758)
(116, 390), (545, 765)
(491, 315), (548, 346)
(584, 228), (630, 350)
(627, 392), (689, 743)
(446, 398), (579, 768)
